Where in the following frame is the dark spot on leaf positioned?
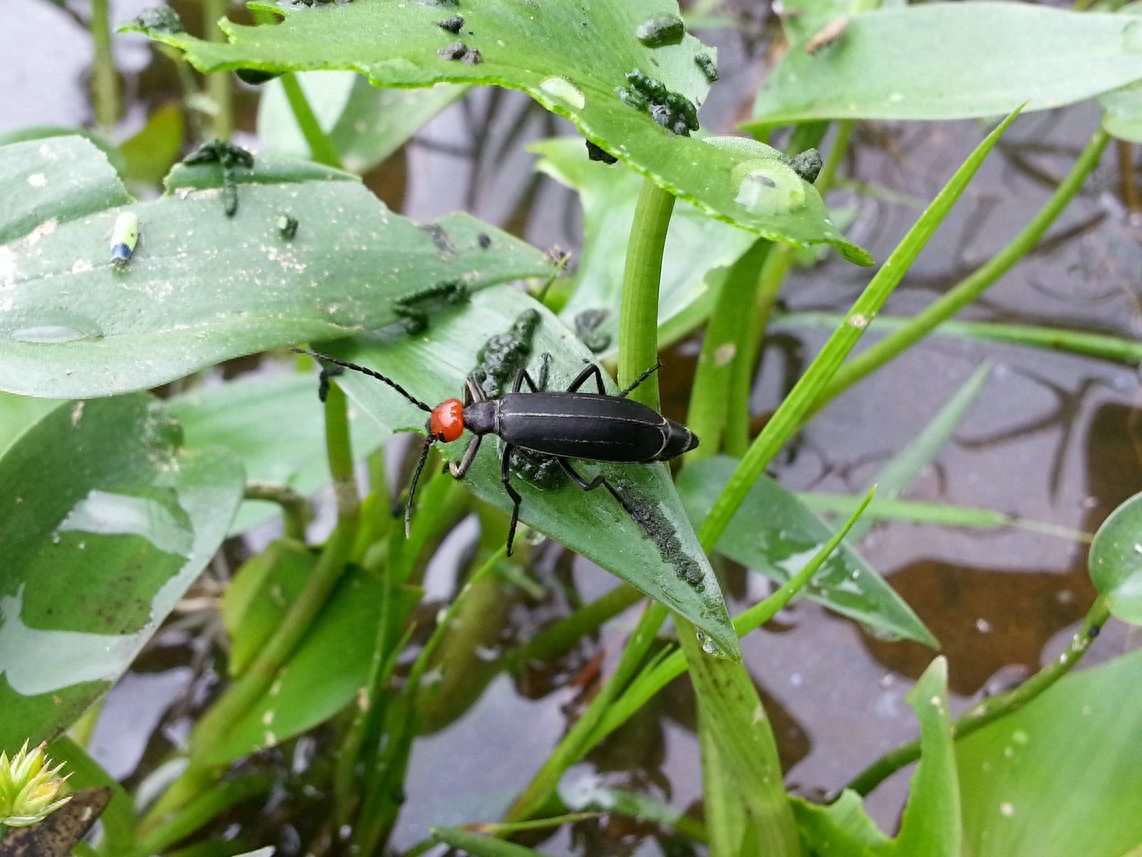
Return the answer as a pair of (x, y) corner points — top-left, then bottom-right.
(392, 280), (469, 334)
(278, 214), (299, 240)
(438, 40), (481, 63)
(780, 149), (823, 184)
(436, 15), (464, 33)
(235, 68), (281, 85)
(418, 222), (457, 254)
(574, 308), (611, 353)
(694, 53), (719, 82)
(585, 140), (617, 164)
(635, 15), (685, 48)
(477, 233), (491, 248)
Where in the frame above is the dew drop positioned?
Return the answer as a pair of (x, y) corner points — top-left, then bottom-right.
(10, 324), (101, 344)
(732, 160), (807, 214)
(539, 76), (585, 109)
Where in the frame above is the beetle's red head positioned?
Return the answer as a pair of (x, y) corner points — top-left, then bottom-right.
(429, 398), (464, 442)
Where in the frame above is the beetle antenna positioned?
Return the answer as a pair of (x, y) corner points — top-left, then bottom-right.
(291, 347), (433, 413)
(405, 435), (436, 536)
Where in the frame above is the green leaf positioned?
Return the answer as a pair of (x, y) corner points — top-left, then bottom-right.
(315, 284), (740, 659)
(0, 136), (556, 398)
(0, 395), (244, 750)
(201, 540), (421, 765)
(126, 0), (871, 264)
(169, 373), (390, 535)
(748, 3), (1142, 128)
(957, 647), (1142, 857)
(790, 658), (959, 857)
(1089, 491), (1142, 624)
(258, 71), (468, 173)
(532, 137), (757, 356)
(890, 658), (959, 857)
(678, 455), (936, 647)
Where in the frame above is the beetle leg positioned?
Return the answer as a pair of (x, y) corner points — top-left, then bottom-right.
(512, 366), (542, 394)
(558, 460), (642, 527)
(450, 434), (483, 479)
(617, 363), (662, 398)
(536, 353), (552, 391)
(567, 363), (608, 394)
(500, 443), (525, 556)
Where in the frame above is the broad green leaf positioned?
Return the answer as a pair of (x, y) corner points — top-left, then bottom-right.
(678, 455), (936, 646)
(258, 71), (468, 173)
(201, 539), (422, 765)
(1089, 491), (1142, 623)
(957, 647), (1142, 857)
(791, 658), (959, 857)
(748, 3), (1142, 128)
(126, 0), (871, 264)
(532, 137), (756, 357)
(0, 394), (243, 751)
(170, 373), (390, 535)
(0, 392), (61, 457)
(0, 136), (557, 398)
(313, 284), (740, 659)
(1100, 81), (1142, 142)
(890, 658), (959, 857)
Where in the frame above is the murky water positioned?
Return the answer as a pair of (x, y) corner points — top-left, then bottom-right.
(3, 1), (1141, 853)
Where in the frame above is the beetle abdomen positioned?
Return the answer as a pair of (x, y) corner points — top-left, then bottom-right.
(497, 392), (696, 462)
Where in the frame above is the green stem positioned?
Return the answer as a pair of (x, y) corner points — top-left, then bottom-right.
(618, 178), (675, 400)
(846, 596), (1111, 797)
(243, 482), (312, 541)
(131, 775), (274, 857)
(89, 0), (119, 131)
(815, 119), (852, 195)
(687, 239), (771, 458)
(815, 125), (1111, 409)
(776, 310), (1142, 365)
(697, 106), (1024, 554)
(279, 73), (344, 170)
(202, 0), (233, 140)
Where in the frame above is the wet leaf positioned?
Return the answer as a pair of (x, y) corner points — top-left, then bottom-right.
(677, 455), (936, 647)
(791, 658), (958, 856)
(0, 395), (243, 750)
(258, 71), (468, 173)
(749, 3), (1142, 128)
(957, 647), (1142, 857)
(125, 0), (870, 264)
(1089, 490), (1142, 624)
(312, 285), (740, 659)
(201, 540), (421, 765)
(533, 136), (756, 357)
(0, 136), (556, 398)
(170, 372), (390, 535)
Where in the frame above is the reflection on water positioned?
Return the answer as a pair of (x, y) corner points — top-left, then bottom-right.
(6, 1), (1141, 851)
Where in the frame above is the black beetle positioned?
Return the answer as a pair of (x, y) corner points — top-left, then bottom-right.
(292, 349), (699, 554)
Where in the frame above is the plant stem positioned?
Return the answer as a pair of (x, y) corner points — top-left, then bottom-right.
(618, 177), (675, 402)
(775, 310), (1142, 365)
(89, 0), (119, 132)
(697, 106), (1023, 554)
(687, 238), (771, 458)
(846, 596), (1111, 797)
(243, 481), (313, 540)
(814, 125), (1111, 410)
(279, 73), (345, 170)
(202, 0), (233, 140)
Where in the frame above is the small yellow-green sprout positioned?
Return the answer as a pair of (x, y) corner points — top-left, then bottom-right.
(0, 741), (72, 828)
